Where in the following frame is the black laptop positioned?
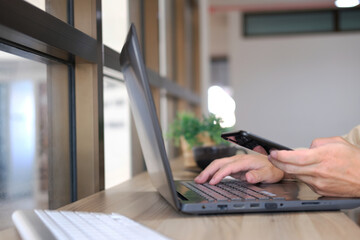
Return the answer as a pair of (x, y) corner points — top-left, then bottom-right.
(119, 24), (360, 214)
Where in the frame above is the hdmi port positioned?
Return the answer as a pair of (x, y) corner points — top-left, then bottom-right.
(233, 204), (245, 209)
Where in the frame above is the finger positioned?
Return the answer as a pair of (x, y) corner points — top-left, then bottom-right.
(268, 159), (297, 174)
(245, 167), (284, 184)
(269, 149), (316, 166)
(194, 157), (234, 183)
(269, 158), (315, 175)
(230, 171), (247, 181)
(209, 156), (265, 185)
(253, 145), (267, 155)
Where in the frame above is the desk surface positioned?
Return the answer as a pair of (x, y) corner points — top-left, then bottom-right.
(2, 159), (360, 239)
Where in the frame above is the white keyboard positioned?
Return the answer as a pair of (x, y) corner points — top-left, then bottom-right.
(12, 210), (170, 240)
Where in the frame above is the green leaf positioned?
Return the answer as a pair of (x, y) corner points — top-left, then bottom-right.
(166, 112), (231, 148)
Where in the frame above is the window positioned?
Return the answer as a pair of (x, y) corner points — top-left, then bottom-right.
(102, 0), (129, 52)
(103, 74), (131, 188)
(102, 0), (132, 188)
(24, 0), (45, 10)
(0, 51), (48, 230)
(0, 0), (202, 230)
(24, 0), (68, 22)
(244, 8), (360, 36)
(210, 57), (229, 86)
(339, 8), (360, 30)
(209, 58), (235, 128)
(0, 0), (101, 229)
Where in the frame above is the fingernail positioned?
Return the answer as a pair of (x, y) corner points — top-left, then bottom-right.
(270, 150), (278, 159)
(209, 178), (216, 185)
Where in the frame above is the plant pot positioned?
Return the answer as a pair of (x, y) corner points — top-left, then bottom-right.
(180, 133), (216, 168)
(192, 145), (237, 170)
(180, 136), (196, 167)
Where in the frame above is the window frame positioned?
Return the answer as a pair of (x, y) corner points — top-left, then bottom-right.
(0, 0), (202, 209)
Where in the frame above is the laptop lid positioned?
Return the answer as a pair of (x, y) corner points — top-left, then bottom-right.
(119, 24), (180, 211)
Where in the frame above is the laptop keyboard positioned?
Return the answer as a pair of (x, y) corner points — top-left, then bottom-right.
(182, 181), (285, 202)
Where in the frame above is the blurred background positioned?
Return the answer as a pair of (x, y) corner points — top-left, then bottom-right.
(208, 0), (360, 148)
(0, 0), (360, 230)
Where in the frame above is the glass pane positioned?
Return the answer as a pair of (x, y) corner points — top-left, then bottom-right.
(245, 11), (334, 36)
(102, 0), (129, 52)
(104, 76), (131, 189)
(24, 0), (68, 23)
(339, 9), (360, 31)
(0, 51), (48, 230)
(24, 0), (45, 10)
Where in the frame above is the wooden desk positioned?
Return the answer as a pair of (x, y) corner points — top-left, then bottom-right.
(2, 159), (360, 239)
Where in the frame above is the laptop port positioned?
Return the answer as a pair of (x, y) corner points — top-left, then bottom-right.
(217, 205), (228, 211)
(302, 201), (320, 205)
(250, 203), (260, 208)
(265, 203), (277, 210)
(233, 204), (245, 209)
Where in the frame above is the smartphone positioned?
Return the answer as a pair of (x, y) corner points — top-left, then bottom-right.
(221, 130), (292, 154)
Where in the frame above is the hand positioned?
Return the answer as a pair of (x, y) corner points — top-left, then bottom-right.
(269, 137), (360, 197)
(194, 146), (284, 185)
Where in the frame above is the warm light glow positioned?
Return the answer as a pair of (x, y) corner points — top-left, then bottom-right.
(335, 0), (359, 8)
(208, 86), (236, 128)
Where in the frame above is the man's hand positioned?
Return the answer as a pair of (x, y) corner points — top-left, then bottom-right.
(194, 147), (284, 185)
(269, 137), (360, 197)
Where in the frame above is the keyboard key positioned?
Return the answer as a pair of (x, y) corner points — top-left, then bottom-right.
(34, 210), (170, 240)
(204, 183), (243, 201)
(225, 182), (270, 200)
(182, 180), (281, 202)
(182, 182), (216, 202)
(187, 182), (229, 202)
(216, 183), (256, 201)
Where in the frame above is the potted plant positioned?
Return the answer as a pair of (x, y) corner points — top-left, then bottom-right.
(166, 113), (237, 168)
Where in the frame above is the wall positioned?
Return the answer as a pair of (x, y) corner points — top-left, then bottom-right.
(210, 12), (228, 57)
(226, 12), (360, 148)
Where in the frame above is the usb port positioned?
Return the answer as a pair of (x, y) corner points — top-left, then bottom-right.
(217, 205), (228, 210)
(250, 203), (260, 208)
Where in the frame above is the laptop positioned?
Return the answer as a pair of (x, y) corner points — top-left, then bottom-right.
(119, 24), (360, 214)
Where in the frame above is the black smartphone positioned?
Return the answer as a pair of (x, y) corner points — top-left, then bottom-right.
(221, 130), (292, 154)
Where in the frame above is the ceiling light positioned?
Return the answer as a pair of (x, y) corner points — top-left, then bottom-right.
(335, 0), (360, 8)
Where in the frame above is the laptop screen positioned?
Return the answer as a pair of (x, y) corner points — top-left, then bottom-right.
(119, 24), (180, 210)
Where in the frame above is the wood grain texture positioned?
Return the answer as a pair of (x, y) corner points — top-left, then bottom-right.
(2, 159), (360, 240)
(57, 173), (360, 240)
